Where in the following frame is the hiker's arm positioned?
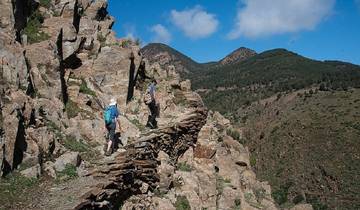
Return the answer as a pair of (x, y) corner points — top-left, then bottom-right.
(153, 91), (157, 102)
(117, 117), (123, 132)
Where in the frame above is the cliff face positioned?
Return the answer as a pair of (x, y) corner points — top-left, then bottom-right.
(0, 1), (310, 210)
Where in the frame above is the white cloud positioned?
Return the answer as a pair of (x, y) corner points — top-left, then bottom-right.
(150, 24), (172, 44)
(170, 5), (219, 39)
(228, 0), (336, 39)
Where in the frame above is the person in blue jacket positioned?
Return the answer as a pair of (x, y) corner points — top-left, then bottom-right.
(104, 98), (122, 156)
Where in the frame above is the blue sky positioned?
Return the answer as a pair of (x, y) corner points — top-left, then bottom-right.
(108, 0), (360, 65)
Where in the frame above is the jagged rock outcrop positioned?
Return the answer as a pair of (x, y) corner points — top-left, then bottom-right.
(0, 0), (118, 177)
(114, 111), (279, 210)
(74, 107), (207, 209)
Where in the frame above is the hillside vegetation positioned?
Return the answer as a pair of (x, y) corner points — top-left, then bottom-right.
(191, 49), (360, 120)
(239, 89), (360, 209)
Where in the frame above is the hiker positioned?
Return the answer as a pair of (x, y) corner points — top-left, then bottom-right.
(135, 59), (151, 90)
(104, 98), (122, 156)
(145, 79), (158, 129)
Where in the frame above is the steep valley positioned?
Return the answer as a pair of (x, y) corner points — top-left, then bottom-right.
(142, 43), (360, 209)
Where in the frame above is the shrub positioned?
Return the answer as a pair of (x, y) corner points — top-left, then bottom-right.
(135, 38), (141, 46)
(39, 0), (51, 8)
(177, 162), (192, 172)
(97, 33), (106, 47)
(56, 164), (78, 182)
(65, 100), (81, 118)
(292, 194), (304, 204)
(79, 79), (96, 96)
(272, 182), (292, 206)
(62, 135), (89, 152)
(254, 187), (266, 202)
(175, 196), (191, 210)
(121, 39), (132, 48)
(234, 198), (241, 207)
(216, 176), (231, 196)
(306, 195), (329, 210)
(22, 10), (50, 44)
(244, 192), (253, 202)
(250, 155), (256, 167)
(226, 128), (241, 141)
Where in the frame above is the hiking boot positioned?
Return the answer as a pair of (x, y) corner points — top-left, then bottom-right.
(105, 150), (111, 156)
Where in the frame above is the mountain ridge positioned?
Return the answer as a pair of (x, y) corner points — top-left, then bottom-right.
(141, 43), (360, 70)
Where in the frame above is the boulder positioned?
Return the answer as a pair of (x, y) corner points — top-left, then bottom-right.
(63, 39), (83, 61)
(157, 151), (175, 193)
(20, 164), (41, 178)
(62, 24), (77, 42)
(54, 152), (81, 172)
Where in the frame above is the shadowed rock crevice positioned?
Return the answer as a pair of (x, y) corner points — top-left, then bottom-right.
(63, 54), (83, 69)
(72, 0), (81, 33)
(95, 5), (108, 21)
(1, 150), (11, 177)
(56, 29), (69, 104)
(12, 108), (27, 170)
(12, 0), (38, 42)
(24, 53), (36, 98)
(126, 53), (136, 104)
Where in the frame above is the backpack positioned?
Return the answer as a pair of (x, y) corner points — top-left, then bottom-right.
(104, 106), (113, 125)
(143, 89), (152, 105)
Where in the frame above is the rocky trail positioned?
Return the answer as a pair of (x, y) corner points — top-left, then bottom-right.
(0, 0), (312, 209)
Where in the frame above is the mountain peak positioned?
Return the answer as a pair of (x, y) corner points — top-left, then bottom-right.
(220, 47), (257, 65)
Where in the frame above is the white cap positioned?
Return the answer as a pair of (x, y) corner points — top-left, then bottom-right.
(109, 98), (117, 106)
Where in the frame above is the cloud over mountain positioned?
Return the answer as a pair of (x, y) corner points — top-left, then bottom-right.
(170, 5), (219, 39)
(150, 24), (172, 44)
(228, 0), (335, 39)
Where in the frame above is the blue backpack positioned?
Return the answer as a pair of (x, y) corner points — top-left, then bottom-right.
(104, 106), (113, 125)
